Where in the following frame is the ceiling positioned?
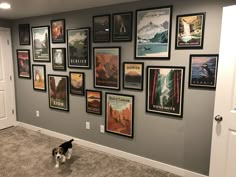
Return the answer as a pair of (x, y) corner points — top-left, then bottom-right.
(0, 0), (141, 20)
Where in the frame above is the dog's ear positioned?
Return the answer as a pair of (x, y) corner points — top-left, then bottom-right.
(52, 148), (56, 156)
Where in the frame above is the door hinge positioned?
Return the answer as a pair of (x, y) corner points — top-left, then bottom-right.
(7, 40), (9, 45)
(10, 75), (12, 81)
(12, 109), (14, 114)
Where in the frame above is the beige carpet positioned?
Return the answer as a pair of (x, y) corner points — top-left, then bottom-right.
(0, 126), (181, 177)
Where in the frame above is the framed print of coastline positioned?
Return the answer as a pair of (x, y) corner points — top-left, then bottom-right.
(135, 6), (172, 59)
(51, 19), (65, 43)
(32, 26), (50, 62)
(146, 66), (185, 117)
(93, 15), (110, 42)
(17, 49), (31, 79)
(112, 12), (133, 42)
(48, 75), (69, 111)
(105, 93), (134, 138)
(67, 28), (91, 68)
(52, 48), (66, 71)
(123, 62), (144, 90)
(32, 64), (46, 91)
(175, 13), (205, 49)
(86, 90), (102, 115)
(94, 47), (120, 90)
(69, 72), (85, 95)
(189, 54), (218, 89)
(19, 24), (30, 45)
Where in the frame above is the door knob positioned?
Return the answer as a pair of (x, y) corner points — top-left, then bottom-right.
(215, 115), (223, 122)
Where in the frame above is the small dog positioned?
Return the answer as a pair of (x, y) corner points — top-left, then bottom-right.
(52, 139), (74, 168)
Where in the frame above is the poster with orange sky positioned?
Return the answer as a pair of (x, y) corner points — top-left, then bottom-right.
(105, 93), (134, 138)
(86, 90), (102, 115)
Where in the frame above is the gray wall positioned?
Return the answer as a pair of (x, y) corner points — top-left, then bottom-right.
(0, 19), (11, 28)
(11, 0), (235, 175)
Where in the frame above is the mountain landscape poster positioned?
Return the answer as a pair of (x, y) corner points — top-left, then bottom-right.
(105, 93), (134, 138)
(146, 66), (185, 117)
(17, 49), (31, 79)
(93, 15), (110, 42)
(135, 6), (172, 59)
(86, 90), (102, 115)
(69, 72), (84, 95)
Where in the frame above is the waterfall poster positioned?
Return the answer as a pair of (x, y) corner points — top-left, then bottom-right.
(189, 54), (218, 88)
(175, 13), (205, 49)
(135, 6), (172, 59)
(105, 93), (134, 138)
(146, 66), (185, 117)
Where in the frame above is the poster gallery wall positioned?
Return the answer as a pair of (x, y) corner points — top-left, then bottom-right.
(10, 0), (233, 176)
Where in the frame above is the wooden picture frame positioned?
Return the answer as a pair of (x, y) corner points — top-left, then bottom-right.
(93, 47), (120, 90)
(52, 48), (66, 71)
(175, 12), (206, 49)
(19, 24), (30, 45)
(146, 66), (185, 117)
(189, 54), (218, 89)
(105, 92), (134, 138)
(48, 75), (69, 111)
(69, 72), (85, 96)
(51, 19), (65, 43)
(86, 90), (102, 115)
(135, 6), (172, 59)
(16, 49), (31, 79)
(112, 12), (133, 42)
(32, 64), (46, 91)
(32, 26), (50, 62)
(123, 62), (144, 90)
(67, 28), (91, 69)
(93, 15), (110, 42)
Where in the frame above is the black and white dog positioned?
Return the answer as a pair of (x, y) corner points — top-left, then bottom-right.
(52, 139), (74, 168)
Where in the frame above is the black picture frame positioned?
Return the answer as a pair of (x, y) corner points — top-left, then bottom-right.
(48, 74), (69, 111)
(52, 48), (66, 71)
(112, 11), (133, 42)
(32, 64), (46, 91)
(146, 66), (185, 117)
(189, 54), (219, 89)
(175, 12), (206, 49)
(105, 92), (134, 138)
(51, 19), (65, 43)
(93, 47), (121, 90)
(67, 27), (91, 69)
(32, 26), (51, 62)
(135, 6), (173, 59)
(69, 72), (85, 96)
(16, 49), (31, 79)
(19, 24), (30, 45)
(86, 90), (102, 115)
(123, 62), (144, 90)
(93, 14), (110, 43)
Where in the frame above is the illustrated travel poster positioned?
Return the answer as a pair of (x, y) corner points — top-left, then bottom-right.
(51, 19), (65, 43)
(52, 48), (66, 70)
(86, 90), (102, 115)
(70, 72), (84, 95)
(19, 24), (30, 45)
(136, 7), (172, 58)
(147, 67), (185, 117)
(17, 50), (31, 78)
(93, 15), (110, 42)
(33, 65), (46, 91)
(124, 63), (143, 90)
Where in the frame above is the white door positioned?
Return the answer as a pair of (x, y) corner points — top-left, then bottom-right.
(209, 5), (236, 177)
(0, 27), (16, 130)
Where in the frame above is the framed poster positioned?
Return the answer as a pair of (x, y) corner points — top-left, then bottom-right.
(112, 12), (133, 42)
(135, 6), (172, 59)
(16, 49), (31, 79)
(32, 26), (50, 62)
(69, 72), (85, 95)
(32, 64), (46, 91)
(86, 90), (102, 115)
(51, 19), (65, 43)
(48, 75), (69, 111)
(19, 24), (30, 45)
(123, 62), (144, 90)
(67, 28), (91, 68)
(146, 66), (185, 117)
(94, 47), (120, 90)
(175, 13), (206, 49)
(105, 93), (134, 138)
(52, 48), (66, 71)
(189, 54), (218, 89)
(93, 15), (110, 42)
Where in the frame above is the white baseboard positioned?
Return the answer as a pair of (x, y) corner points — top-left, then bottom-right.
(17, 121), (208, 177)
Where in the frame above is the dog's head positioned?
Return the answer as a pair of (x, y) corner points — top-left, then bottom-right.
(52, 147), (64, 160)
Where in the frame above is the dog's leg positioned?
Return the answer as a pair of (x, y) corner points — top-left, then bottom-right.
(67, 148), (72, 159)
(55, 159), (59, 168)
(62, 155), (66, 163)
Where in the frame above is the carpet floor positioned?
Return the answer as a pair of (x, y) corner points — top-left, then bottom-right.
(0, 126), (181, 177)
